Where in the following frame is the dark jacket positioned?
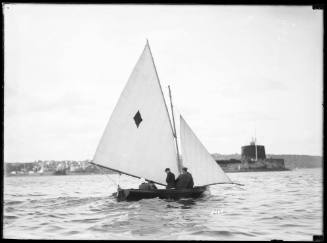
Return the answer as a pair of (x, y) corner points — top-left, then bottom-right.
(166, 172), (176, 189)
(175, 172), (194, 189)
(186, 172), (194, 189)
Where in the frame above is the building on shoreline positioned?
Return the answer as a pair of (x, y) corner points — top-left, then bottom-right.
(5, 139), (289, 176)
(216, 139), (288, 172)
(5, 160), (115, 176)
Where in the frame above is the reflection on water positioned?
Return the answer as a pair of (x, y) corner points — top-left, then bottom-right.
(3, 168), (323, 240)
(175, 198), (197, 209)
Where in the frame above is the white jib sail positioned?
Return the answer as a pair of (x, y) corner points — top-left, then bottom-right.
(93, 42), (179, 185)
(180, 115), (232, 186)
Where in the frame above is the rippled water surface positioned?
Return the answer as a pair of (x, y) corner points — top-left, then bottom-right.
(4, 168), (322, 240)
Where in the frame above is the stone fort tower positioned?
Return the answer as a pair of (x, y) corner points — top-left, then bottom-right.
(241, 138), (266, 161)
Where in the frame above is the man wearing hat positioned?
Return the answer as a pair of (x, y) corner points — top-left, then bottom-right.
(138, 178), (157, 190)
(164, 168), (176, 189)
(175, 167), (194, 190)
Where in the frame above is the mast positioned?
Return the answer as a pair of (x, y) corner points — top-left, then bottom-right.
(168, 85), (182, 173)
(147, 40), (181, 172)
(255, 128), (258, 161)
(255, 140), (258, 161)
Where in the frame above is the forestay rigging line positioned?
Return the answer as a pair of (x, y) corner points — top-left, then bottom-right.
(146, 40), (176, 144)
(93, 162), (119, 187)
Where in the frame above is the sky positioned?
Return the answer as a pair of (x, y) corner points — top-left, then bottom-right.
(4, 4), (323, 162)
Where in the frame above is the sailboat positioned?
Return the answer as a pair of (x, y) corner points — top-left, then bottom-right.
(92, 41), (238, 201)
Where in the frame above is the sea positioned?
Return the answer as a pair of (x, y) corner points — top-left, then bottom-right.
(3, 168), (323, 240)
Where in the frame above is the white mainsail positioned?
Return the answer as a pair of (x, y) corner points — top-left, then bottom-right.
(93, 42), (179, 185)
(180, 115), (232, 186)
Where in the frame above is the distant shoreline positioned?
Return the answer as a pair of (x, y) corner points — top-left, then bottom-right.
(5, 154), (322, 177)
(4, 171), (114, 177)
(5, 167), (322, 178)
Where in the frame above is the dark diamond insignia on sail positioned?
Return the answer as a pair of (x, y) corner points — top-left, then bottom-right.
(133, 110), (142, 128)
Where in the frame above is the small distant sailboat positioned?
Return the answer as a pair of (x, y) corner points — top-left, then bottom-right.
(92, 41), (238, 201)
(37, 164), (44, 174)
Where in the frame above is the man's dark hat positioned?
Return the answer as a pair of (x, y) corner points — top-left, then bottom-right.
(182, 167), (188, 171)
(165, 168), (170, 172)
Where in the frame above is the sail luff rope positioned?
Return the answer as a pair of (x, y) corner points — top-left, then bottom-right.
(146, 41), (177, 151)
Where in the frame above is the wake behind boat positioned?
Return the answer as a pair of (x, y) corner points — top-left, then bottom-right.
(92, 41), (239, 201)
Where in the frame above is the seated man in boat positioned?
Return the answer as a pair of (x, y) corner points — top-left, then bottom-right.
(165, 168), (176, 189)
(148, 181), (157, 190)
(175, 167), (194, 189)
(138, 178), (157, 190)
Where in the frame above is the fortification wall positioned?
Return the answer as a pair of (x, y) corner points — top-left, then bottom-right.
(216, 157), (286, 172)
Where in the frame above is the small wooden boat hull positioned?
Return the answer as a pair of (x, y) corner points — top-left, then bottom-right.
(116, 186), (207, 201)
